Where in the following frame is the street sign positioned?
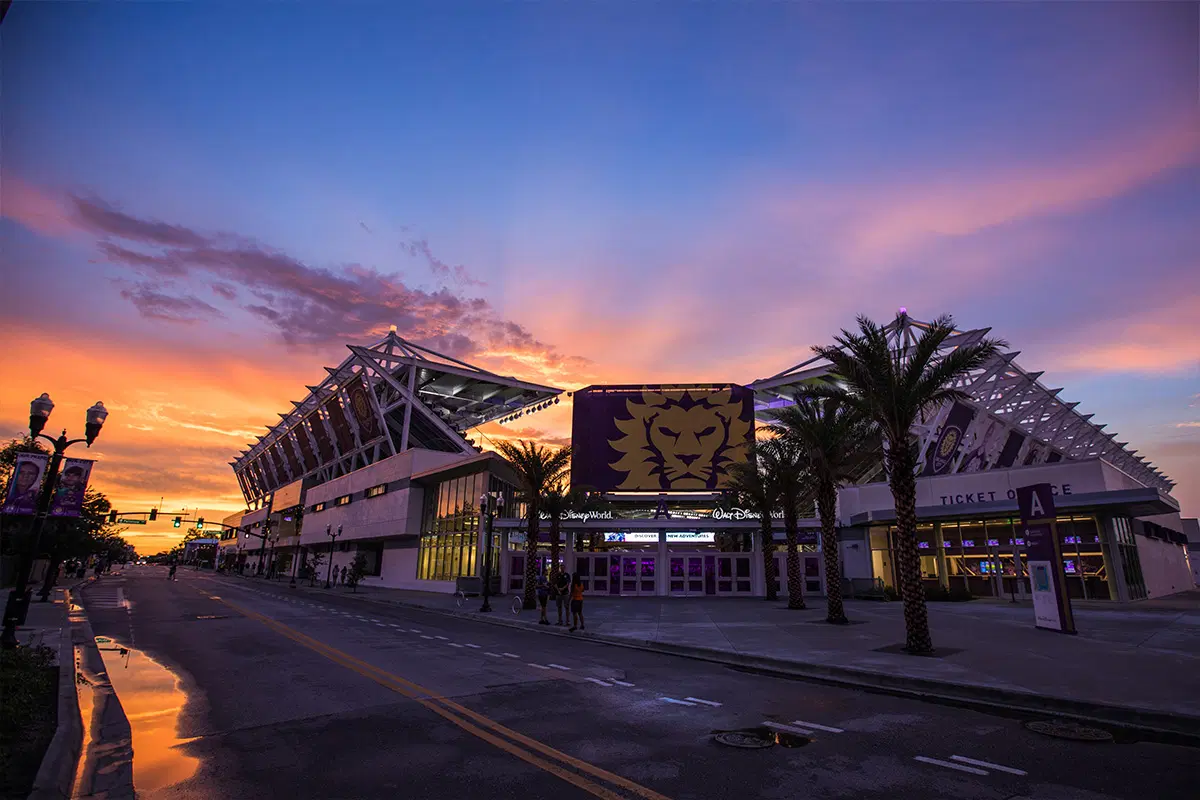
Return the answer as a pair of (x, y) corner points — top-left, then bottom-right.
(1016, 483), (1075, 635)
(117, 518), (147, 525)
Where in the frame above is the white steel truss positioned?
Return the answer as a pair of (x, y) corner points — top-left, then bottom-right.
(749, 315), (1173, 493)
(230, 331), (562, 506)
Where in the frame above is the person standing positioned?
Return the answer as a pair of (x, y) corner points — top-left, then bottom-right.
(569, 573), (585, 632)
(536, 573), (550, 625)
(552, 569), (570, 625)
(340, 565), (347, 586)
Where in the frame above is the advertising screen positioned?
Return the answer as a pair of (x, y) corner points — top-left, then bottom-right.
(571, 384), (754, 492)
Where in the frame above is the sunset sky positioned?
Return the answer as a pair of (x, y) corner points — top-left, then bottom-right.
(3, 2), (1198, 555)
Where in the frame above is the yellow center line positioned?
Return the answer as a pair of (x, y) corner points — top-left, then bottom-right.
(207, 593), (672, 800)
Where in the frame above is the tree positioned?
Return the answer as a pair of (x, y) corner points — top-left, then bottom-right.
(769, 393), (878, 624)
(493, 440), (572, 610)
(307, 548), (325, 587)
(724, 441), (782, 601)
(347, 551), (368, 592)
(810, 312), (1004, 653)
(757, 436), (815, 610)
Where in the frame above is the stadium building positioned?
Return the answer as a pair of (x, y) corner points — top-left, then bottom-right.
(230, 316), (1195, 602)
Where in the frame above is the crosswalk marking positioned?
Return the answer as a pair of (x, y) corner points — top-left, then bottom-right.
(914, 756), (988, 776)
(790, 719), (843, 733)
(659, 697), (696, 706)
(685, 697), (721, 707)
(950, 756), (1026, 776)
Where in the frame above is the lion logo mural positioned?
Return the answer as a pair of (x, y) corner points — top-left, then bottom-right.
(607, 387), (752, 490)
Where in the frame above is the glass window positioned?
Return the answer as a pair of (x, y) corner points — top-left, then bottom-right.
(960, 521), (985, 550)
(987, 518), (1014, 546)
(940, 522), (960, 553)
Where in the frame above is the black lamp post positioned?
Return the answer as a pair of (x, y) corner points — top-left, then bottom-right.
(2, 394), (108, 649)
(255, 516), (273, 576)
(479, 492), (504, 613)
(324, 524), (342, 588)
(267, 532), (279, 579)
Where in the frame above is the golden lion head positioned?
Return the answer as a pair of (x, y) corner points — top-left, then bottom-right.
(608, 386), (752, 490)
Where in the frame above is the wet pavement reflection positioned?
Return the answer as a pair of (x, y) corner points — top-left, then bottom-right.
(99, 639), (201, 793)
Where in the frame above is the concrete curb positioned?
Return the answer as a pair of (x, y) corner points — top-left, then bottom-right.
(235, 576), (1200, 744)
(27, 587), (83, 800)
(64, 581), (135, 800)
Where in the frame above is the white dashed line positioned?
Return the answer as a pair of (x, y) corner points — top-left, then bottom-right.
(611, 680), (635, 687)
(420, 635), (434, 640)
(389, 624), (402, 628)
(950, 756), (1026, 776)
(585, 677), (612, 687)
(370, 619), (381, 623)
(502, 653), (520, 659)
(434, 636), (449, 640)
(685, 697), (722, 707)
(485, 652), (503, 658)
(762, 721), (814, 737)
(659, 697), (696, 707)
(375, 623), (387, 627)
(528, 663), (550, 670)
(547, 663), (571, 671)
(790, 719), (843, 733)
(447, 643), (464, 648)
(463, 644), (481, 648)
(408, 629), (421, 633)
(914, 756), (988, 776)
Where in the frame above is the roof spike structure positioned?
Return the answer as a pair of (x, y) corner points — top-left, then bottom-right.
(749, 313), (1172, 492)
(231, 330), (563, 506)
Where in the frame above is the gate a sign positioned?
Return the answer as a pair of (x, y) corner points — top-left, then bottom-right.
(1016, 483), (1076, 634)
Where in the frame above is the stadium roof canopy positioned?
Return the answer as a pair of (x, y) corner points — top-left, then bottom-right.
(750, 314), (1172, 493)
(230, 331), (562, 505)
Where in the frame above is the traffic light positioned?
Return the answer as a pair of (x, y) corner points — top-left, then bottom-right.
(196, 517), (205, 530)
(173, 517), (182, 528)
(149, 508), (158, 521)
(108, 510), (118, 523)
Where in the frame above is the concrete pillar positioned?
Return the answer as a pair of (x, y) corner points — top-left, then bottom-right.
(657, 529), (668, 596)
(751, 526), (764, 597)
(934, 523), (950, 590)
(565, 527), (576, 577)
(1100, 515), (1128, 602)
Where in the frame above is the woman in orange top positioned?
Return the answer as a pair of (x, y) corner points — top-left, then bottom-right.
(568, 572), (585, 632)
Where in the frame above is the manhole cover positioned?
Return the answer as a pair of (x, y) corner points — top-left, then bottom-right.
(714, 731), (775, 749)
(1024, 720), (1113, 742)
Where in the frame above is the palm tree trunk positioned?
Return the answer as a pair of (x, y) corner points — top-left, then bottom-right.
(523, 505), (538, 610)
(888, 446), (932, 653)
(760, 511), (778, 601)
(818, 480), (846, 624)
(784, 503), (805, 610)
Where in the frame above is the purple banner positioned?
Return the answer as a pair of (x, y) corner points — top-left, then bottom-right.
(956, 418), (1004, 474)
(994, 430), (1025, 469)
(571, 384), (754, 492)
(347, 375), (381, 441)
(49, 458), (94, 517)
(922, 401), (977, 476)
(3, 452), (49, 515)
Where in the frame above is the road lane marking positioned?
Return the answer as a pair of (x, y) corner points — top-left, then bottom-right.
(547, 663), (571, 670)
(485, 652), (503, 658)
(790, 719), (843, 733)
(370, 619), (381, 623)
(684, 697), (721, 707)
(914, 756), (988, 776)
(434, 635), (449, 640)
(389, 624), (402, 628)
(528, 663), (550, 670)
(503, 653), (520, 659)
(762, 721), (814, 736)
(464, 643), (481, 648)
(210, 597), (674, 800)
(447, 643), (464, 648)
(585, 678), (612, 687)
(658, 697), (696, 706)
(950, 756), (1026, 775)
(420, 635), (434, 640)
(408, 629), (421, 633)
(611, 680), (635, 687)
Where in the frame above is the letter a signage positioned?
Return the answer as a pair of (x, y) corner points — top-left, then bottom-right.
(1016, 483), (1076, 635)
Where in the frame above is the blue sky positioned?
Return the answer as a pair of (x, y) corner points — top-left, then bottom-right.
(2, 0), (1197, 523)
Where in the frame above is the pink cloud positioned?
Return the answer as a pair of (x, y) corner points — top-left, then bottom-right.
(1, 176), (77, 238)
(1045, 290), (1200, 375)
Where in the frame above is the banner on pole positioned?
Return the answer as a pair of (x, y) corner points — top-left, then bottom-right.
(49, 458), (94, 517)
(1017, 483), (1076, 635)
(3, 452), (49, 515)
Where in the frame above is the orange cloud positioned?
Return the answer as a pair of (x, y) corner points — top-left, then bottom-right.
(1045, 290), (1200, 375)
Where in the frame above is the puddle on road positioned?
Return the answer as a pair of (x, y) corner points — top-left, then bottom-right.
(98, 639), (201, 793)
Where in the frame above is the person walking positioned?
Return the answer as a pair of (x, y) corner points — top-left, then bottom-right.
(568, 572), (585, 632)
(340, 565), (347, 586)
(552, 569), (570, 625)
(536, 573), (550, 625)
(168, 562), (178, 581)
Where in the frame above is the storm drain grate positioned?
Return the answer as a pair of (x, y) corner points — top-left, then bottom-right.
(1024, 720), (1113, 742)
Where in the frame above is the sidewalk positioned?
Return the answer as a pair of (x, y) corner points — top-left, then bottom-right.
(227, 573), (1200, 735)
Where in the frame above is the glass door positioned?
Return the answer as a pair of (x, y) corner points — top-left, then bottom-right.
(619, 555), (657, 595)
(715, 555), (753, 595)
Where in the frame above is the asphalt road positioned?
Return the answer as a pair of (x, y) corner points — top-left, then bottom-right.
(78, 566), (1197, 800)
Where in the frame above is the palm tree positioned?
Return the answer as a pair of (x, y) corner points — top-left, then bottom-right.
(768, 394), (878, 624)
(540, 482), (577, 582)
(725, 441), (782, 601)
(810, 312), (1004, 652)
(758, 436), (815, 610)
(494, 440), (572, 609)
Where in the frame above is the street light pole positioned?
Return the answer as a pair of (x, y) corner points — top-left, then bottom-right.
(256, 516), (273, 576)
(324, 525), (342, 588)
(479, 493), (504, 613)
(2, 395), (108, 649)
